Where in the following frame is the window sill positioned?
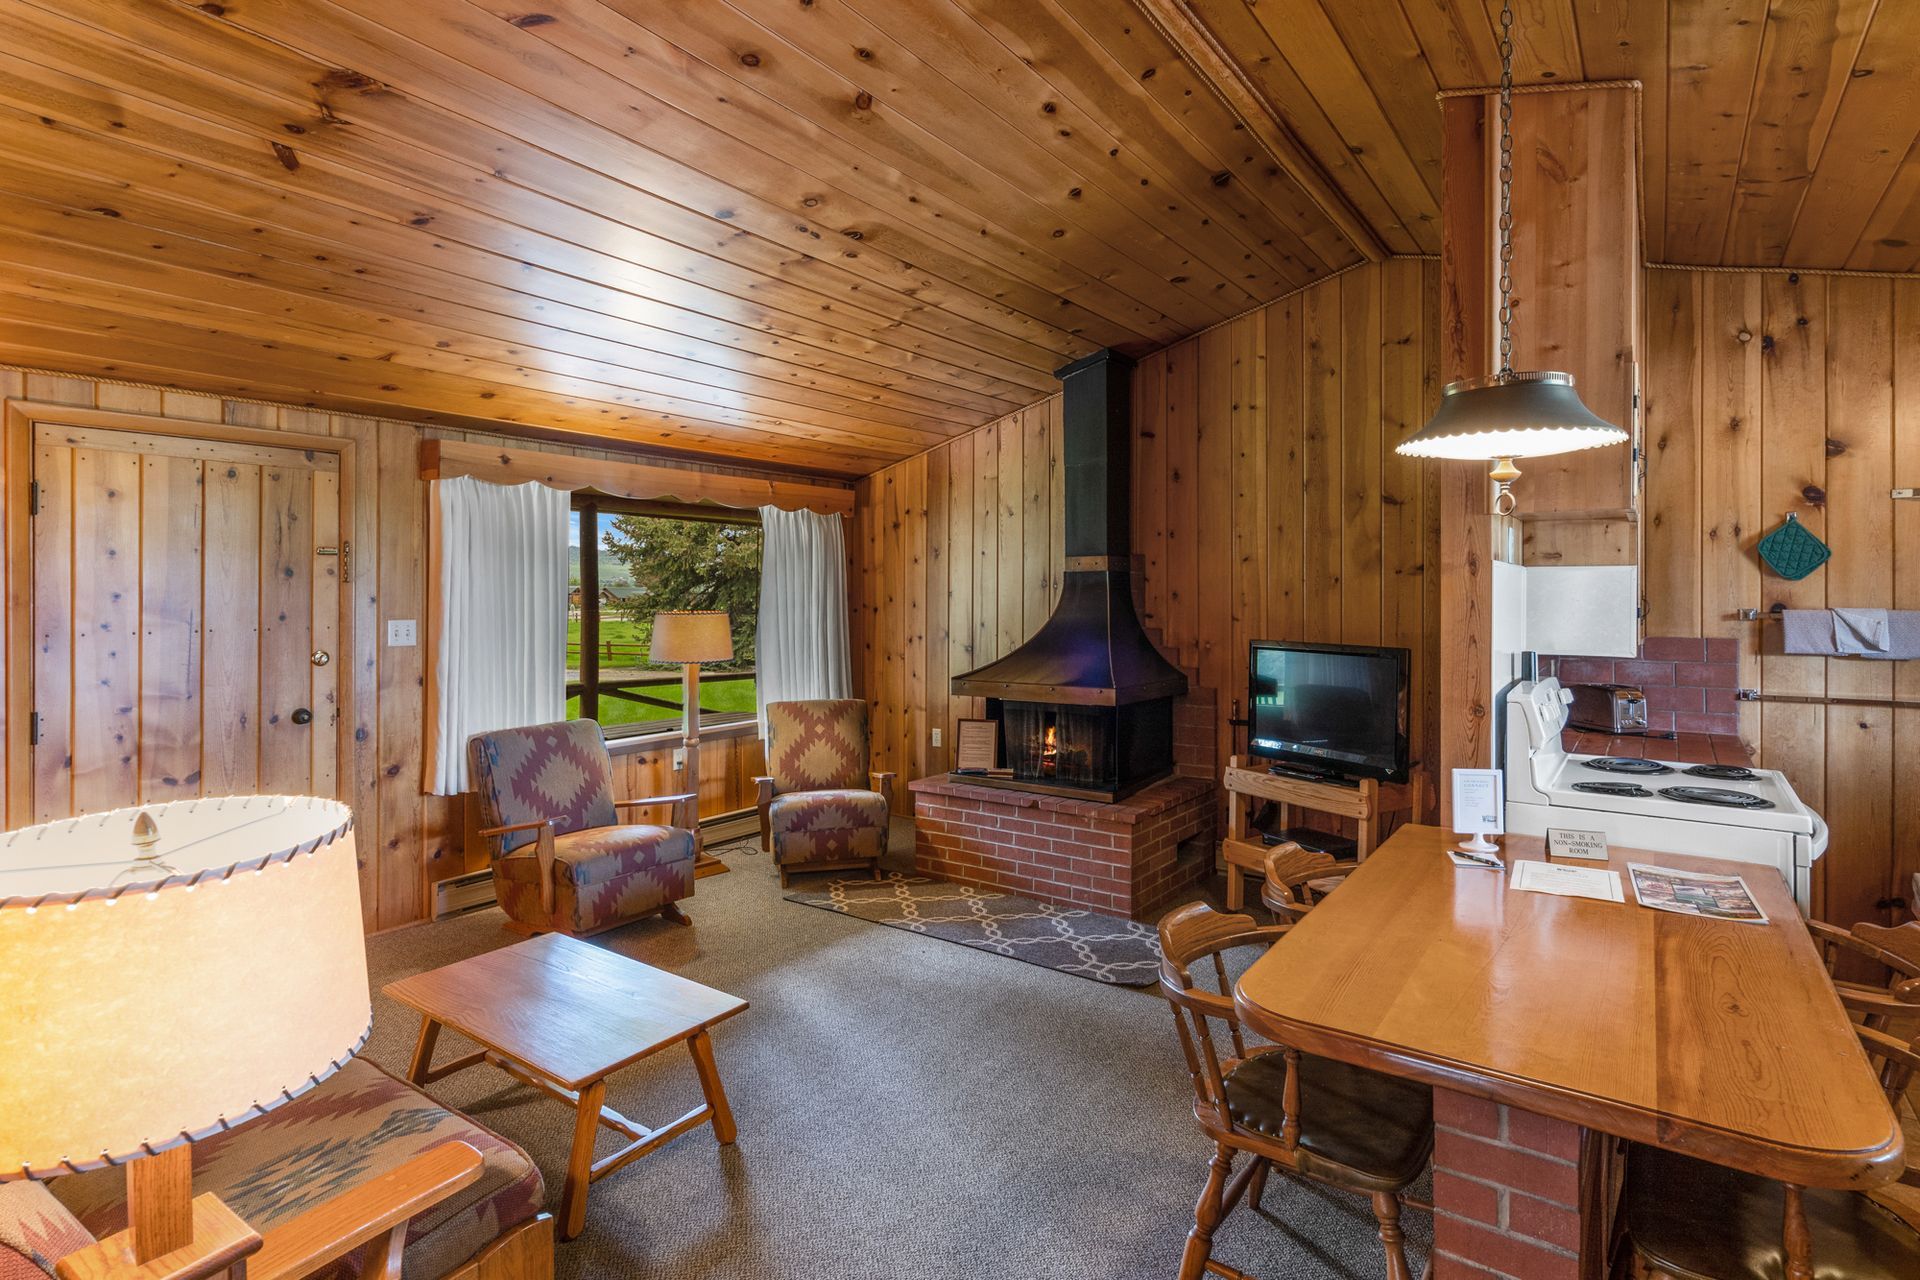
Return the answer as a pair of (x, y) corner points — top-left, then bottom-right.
(603, 717), (760, 756)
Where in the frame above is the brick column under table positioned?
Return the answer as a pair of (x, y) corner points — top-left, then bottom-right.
(1429, 1089), (1623, 1280)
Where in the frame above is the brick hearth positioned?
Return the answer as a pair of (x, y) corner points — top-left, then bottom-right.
(906, 774), (1214, 919)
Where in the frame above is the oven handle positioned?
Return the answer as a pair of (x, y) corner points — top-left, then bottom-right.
(1804, 811), (1829, 865)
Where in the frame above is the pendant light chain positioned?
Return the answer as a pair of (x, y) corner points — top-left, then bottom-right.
(1495, 1), (1515, 381)
(1392, 0), (1628, 504)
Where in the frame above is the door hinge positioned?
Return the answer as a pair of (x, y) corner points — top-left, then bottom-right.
(27, 712), (39, 746)
(27, 480), (39, 516)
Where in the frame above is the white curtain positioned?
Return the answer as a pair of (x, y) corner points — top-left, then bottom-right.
(756, 505), (852, 738)
(431, 477), (569, 795)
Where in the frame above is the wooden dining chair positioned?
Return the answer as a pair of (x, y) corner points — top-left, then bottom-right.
(1157, 903), (1433, 1280)
(1806, 920), (1920, 1035)
(1849, 921), (1920, 976)
(1618, 989), (1920, 1280)
(1258, 842), (1359, 923)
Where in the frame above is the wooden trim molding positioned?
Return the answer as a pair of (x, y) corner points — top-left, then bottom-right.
(418, 439), (853, 516)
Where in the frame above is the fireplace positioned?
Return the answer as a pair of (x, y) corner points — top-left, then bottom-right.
(982, 698), (1176, 800)
(949, 348), (1186, 802)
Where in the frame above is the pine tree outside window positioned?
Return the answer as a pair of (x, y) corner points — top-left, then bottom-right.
(566, 496), (761, 738)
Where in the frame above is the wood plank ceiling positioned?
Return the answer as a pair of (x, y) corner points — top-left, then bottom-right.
(1179, 0), (1920, 271)
(0, 0), (1368, 476)
(0, 1), (1914, 476)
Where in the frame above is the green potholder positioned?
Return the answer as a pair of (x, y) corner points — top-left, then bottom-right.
(1757, 513), (1829, 581)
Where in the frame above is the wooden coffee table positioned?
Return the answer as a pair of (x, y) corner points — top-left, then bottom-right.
(383, 933), (748, 1241)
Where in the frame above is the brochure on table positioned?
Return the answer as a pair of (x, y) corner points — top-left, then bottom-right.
(1510, 860), (1625, 903)
(1628, 863), (1769, 924)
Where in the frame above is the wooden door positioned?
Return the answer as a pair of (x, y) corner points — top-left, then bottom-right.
(29, 423), (344, 820)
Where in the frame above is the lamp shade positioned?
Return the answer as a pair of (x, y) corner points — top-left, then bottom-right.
(649, 610), (733, 664)
(1396, 371), (1627, 460)
(0, 796), (369, 1181)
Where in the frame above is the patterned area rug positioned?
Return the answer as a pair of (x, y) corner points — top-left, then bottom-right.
(783, 872), (1163, 987)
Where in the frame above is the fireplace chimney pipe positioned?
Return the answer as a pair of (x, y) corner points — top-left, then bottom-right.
(1058, 348), (1134, 562)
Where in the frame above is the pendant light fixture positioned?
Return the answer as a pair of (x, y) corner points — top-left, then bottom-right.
(1394, 0), (1627, 515)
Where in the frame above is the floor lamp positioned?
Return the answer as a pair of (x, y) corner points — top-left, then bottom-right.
(0, 797), (371, 1280)
(651, 609), (733, 877)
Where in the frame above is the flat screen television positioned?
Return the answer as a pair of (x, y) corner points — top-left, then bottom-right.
(1247, 641), (1410, 783)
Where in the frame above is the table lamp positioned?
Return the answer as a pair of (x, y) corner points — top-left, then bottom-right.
(650, 609), (732, 874)
(0, 796), (369, 1279)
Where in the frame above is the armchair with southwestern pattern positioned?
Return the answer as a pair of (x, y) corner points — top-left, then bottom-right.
(4, 1056), (554, 1280)
(755, 699), (895, 888)
(468, 719), (698, 936)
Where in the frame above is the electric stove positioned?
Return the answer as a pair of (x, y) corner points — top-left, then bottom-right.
(1503, 678), (1827, 910)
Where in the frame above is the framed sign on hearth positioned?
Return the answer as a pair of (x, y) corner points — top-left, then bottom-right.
(954, 718), (998, 773)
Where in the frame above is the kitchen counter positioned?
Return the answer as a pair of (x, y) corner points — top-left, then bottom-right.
(1560, 728), (1751, 766)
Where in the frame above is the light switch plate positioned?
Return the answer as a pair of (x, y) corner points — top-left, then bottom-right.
(931, 727), (942, 747)
(387, 619), (417, 647)
(672, 748), (685, 769)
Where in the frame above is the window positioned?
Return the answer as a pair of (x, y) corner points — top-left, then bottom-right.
(567, 496), (761, 738)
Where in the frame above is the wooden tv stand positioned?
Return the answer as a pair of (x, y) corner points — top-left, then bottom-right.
(1220, 755), (1427, 911)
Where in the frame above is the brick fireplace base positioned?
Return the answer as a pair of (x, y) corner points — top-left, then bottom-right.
(906, 774), (1214, 919)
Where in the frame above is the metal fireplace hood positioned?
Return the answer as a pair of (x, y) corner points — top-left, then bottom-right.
(951, 349), (1188, 708)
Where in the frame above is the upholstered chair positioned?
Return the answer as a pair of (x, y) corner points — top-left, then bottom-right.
(467, 719), (697, 936)
(755, 699), (895, 887)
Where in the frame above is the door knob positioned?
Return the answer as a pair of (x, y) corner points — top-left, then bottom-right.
(291, 708), (313, 725)
(311, 649), (331, 667)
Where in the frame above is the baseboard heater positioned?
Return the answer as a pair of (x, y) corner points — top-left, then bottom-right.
(432, 808), (760, 920)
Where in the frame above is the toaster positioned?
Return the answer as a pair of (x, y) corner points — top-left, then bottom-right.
(1566, 683), (1648, 734)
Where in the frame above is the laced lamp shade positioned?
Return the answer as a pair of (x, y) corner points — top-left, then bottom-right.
(0, 796), (368, 1274)
(1398, 372), (1628, 514)
(650, 611), (733, 870)
(648, 610), (734, 667)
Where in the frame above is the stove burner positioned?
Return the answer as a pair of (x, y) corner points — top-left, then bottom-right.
(1581, 757), (1675, 776)
(1571, 781), (1652, 798)
(1684, 764), (1758, 782)
(1659, 786), (1775, 810)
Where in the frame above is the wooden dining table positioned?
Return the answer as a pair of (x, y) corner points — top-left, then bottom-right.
(1233, 824), (1904, 1280)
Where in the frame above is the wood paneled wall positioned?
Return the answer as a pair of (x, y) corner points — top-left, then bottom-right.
(1, 369), (788, 931)
(852, 258), (1444, 818)
(1640, 268), (1920, 925)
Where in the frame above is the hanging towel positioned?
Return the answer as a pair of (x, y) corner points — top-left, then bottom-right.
(1780, 609), (1920, 659)
(1832, 608), (1891, 655)
(1874, 612), (1920, 659)
(1780, 609), (1835, 655)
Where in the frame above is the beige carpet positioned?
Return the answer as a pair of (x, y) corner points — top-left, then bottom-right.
(363, 822), (1431, 1280)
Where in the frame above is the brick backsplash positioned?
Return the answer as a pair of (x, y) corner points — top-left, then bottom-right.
(1542, 636), (1741, 736)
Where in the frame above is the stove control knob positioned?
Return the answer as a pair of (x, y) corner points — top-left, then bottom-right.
(1558, 688), (1573, 705)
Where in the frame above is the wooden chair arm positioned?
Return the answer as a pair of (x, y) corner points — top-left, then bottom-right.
(754, 777), (774, 852)
(871, 771), (895, 807)
(1839, 987), (1914, 1019)
(615, 791), (699, 833)
(613, 793), (698, 813)
(250, 1141), (485, 1280)
(476, 822), (557, 916)
(475, 819), (550, 839)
